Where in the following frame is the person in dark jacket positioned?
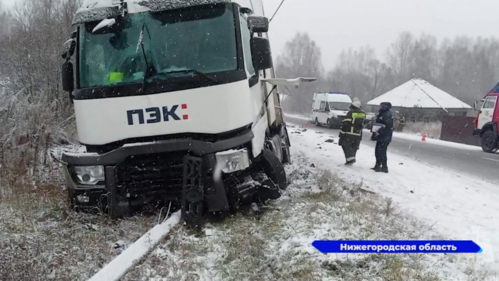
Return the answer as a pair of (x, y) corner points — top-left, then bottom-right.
(339, 99), (366, 165)
(371, 102), (393, 173)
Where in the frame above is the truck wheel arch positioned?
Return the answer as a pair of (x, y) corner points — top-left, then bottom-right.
(480, 122), (499, 153)
(481, 122), (498, 137)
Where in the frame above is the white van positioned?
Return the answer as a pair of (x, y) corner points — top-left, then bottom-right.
(312, 92), (352, 128)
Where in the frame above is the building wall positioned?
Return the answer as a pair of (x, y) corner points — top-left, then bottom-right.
(440, 116), (480, 146)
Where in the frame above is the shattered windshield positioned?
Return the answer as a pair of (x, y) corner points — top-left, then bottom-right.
(78, 4), (237, 88)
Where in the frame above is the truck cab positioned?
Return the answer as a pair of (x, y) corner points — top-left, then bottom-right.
(312, 92), (352, 128)
(59, 0), (315, 225)
(474, 85), (499, 153)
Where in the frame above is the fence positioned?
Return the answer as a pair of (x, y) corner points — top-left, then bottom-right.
(440, 116), (480, 146)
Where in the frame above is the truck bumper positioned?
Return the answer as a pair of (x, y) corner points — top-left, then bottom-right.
(62, 129), (254, 218)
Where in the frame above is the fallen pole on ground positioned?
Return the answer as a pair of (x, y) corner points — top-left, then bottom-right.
(89, 211), (182, 281)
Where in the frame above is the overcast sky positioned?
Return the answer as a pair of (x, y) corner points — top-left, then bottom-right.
(3, 0), (499, 71)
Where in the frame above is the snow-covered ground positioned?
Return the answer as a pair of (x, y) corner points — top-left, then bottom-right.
(391, 131), (481, 151)
(285, 113), (313, 123)
(117, 126), (498, 280)
(3, 128), (498, 280)
(90, 212), (181, 281)
(0, 145), (159, 280)
(290, 126), (499, 275)
(122, 154), (468, 280)
(284, 112), (480, 150)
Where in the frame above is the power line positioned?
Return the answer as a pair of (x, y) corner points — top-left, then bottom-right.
(270, 0), (286, 23)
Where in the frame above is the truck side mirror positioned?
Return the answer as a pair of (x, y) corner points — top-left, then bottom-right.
(250, 37), (273, 71)
(247, 16), (269, 33)
(62, 61), (75, 94)
(61, 39), (76, 60)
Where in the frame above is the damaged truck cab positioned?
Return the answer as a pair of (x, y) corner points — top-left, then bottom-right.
(60, 0), (315, 224)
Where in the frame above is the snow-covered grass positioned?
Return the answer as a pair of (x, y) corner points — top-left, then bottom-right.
(0, 145), (158, 280)
(290, 127), (499, 278)
(403, 121), (442, 139)
(1, 126), (496, 280)
(121, 151), (490, 281)
(0, 192), (158, 280)
(89, 212), (181, 281)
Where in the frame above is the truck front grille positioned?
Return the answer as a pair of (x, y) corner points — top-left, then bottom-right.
(116, 153), (186, 202)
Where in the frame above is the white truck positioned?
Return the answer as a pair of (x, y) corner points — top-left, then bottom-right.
(60, 0), (315, 225)
(311, 92), (352, 128)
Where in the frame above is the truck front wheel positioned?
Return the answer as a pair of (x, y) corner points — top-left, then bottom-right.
(481, 130), (499, 153)
(260, 149), (288, 190)
(270, 135), (283, 162)
(327, 118), (337, 129)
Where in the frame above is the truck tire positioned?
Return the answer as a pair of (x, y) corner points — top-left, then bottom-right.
(327, 119), (334, 129)
(282, 137), (291, 164)
(282, 143), (291, 164)
(270, 135), (283, 162)
(280, 126), (291, 164)
(315, 117), (320, 126)
(481, 130), (499, 153)
(261, 149), (288, 190)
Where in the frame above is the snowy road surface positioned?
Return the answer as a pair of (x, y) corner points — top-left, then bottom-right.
(285, 114), (499, 184)
(287, 125), (499, 272)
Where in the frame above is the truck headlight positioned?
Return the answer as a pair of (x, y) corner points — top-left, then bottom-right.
(73, 166), (105, 185)
(216, 149), (250, 173)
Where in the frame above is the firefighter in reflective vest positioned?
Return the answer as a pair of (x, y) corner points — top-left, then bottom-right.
(339, 99), (366, 165)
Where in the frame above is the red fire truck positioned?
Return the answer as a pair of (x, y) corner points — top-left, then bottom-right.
(474, 86), (499, 153)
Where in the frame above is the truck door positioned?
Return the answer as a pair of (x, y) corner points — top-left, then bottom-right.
(478, 96), (497, 129)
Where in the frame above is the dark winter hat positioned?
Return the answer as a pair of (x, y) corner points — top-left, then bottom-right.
(380, 102), (392, 109)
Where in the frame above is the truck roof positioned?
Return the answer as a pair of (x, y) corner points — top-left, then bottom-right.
(75, 0), (264, 25)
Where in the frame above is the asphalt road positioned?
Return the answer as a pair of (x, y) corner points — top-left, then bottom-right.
(284, 115), (499, 184)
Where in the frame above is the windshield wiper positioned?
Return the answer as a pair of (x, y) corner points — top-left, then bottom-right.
(138, 23), (156, 90)
(155, 69), (219, 85)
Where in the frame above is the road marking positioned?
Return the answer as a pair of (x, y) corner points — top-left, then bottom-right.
(483, 157), (499, 163)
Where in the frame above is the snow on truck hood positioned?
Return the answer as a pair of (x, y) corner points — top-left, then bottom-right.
(75, 0), (263, 25)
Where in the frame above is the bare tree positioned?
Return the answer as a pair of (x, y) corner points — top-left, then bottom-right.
(387, 32), (414, 83)
(410, 34), (438, 82)
(368, 59), (382, 99)
(0, 1), (10, 38)
(276, 33), (324, 114)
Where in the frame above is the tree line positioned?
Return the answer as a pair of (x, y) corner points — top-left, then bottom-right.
(0, 0), (81, 192)
(277, 32), (499, 114)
